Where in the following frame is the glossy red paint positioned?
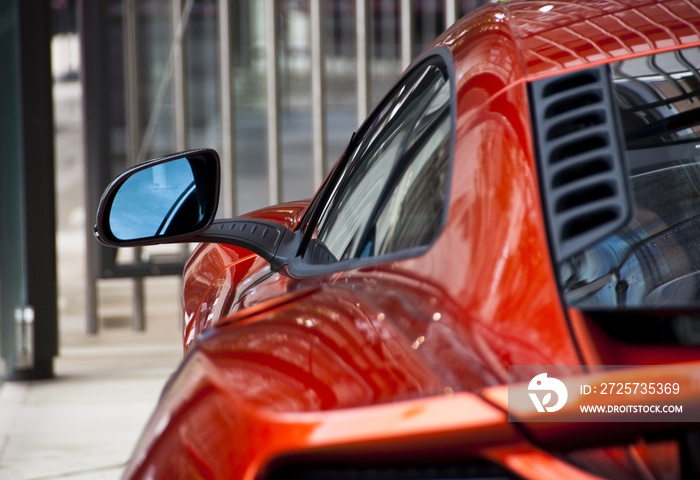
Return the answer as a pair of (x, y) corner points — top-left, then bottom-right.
(182, 201), (309, 352)
(121, 1), (700, 478)
(508, 0), (700, 78)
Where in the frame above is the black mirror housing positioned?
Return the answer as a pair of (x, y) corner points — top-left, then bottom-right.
(94, 147), (300, 272)
(94, 148), (221, 247)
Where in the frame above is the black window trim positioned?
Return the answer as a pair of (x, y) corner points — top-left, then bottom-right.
(286, 46), (457, 278)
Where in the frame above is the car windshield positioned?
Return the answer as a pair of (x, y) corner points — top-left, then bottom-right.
(562, 46), (700, 309)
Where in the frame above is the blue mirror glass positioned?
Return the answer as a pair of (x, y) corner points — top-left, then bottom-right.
(109, 157), (203, 241)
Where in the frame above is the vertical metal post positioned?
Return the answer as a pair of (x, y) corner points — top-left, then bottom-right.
(132, 272), (145, 331)
(355, 0), (370, 125)
(400, 0), (414, 69)
(173, 0), (188, 151)
(445, 0), (458, 29)
(82, 0), (113, 335)
(218, 0), (237, 217)
(171, 0), (191, 329)
(310, 0), (327, 188)
(124, 0), (140, 168)
(124, 0), (146, 331)
(265, 0), (282, 205)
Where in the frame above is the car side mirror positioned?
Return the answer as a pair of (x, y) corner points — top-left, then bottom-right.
(94, 148), (299, 272)
(94, 149), (221, 247)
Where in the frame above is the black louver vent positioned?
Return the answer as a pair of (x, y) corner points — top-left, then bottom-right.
(530, 65), (631, 262)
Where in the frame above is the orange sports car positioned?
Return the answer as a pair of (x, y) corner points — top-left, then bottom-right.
(95, 0), (700, 478)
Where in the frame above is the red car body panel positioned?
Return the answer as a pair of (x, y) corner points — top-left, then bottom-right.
(182, 201), (310, 352)
(123, 1), (700, 478)
(510, 0), (700, 78)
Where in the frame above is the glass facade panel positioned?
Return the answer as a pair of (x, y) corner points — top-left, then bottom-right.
(0, 0), (23, 382)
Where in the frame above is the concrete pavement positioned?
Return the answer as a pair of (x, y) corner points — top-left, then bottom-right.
(0, 329), (181, 480)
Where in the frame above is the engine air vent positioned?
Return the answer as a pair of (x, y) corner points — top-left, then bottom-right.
(529, 65), (631, 262)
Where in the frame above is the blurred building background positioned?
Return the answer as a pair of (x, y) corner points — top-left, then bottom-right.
(0, 0), (490, 382)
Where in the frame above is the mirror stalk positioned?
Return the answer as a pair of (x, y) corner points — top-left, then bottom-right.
(192, 219), (298, 272)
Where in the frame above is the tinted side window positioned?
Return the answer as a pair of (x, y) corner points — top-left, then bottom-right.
(306, 59), (452, 265)
(363, 84), (451, 257)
